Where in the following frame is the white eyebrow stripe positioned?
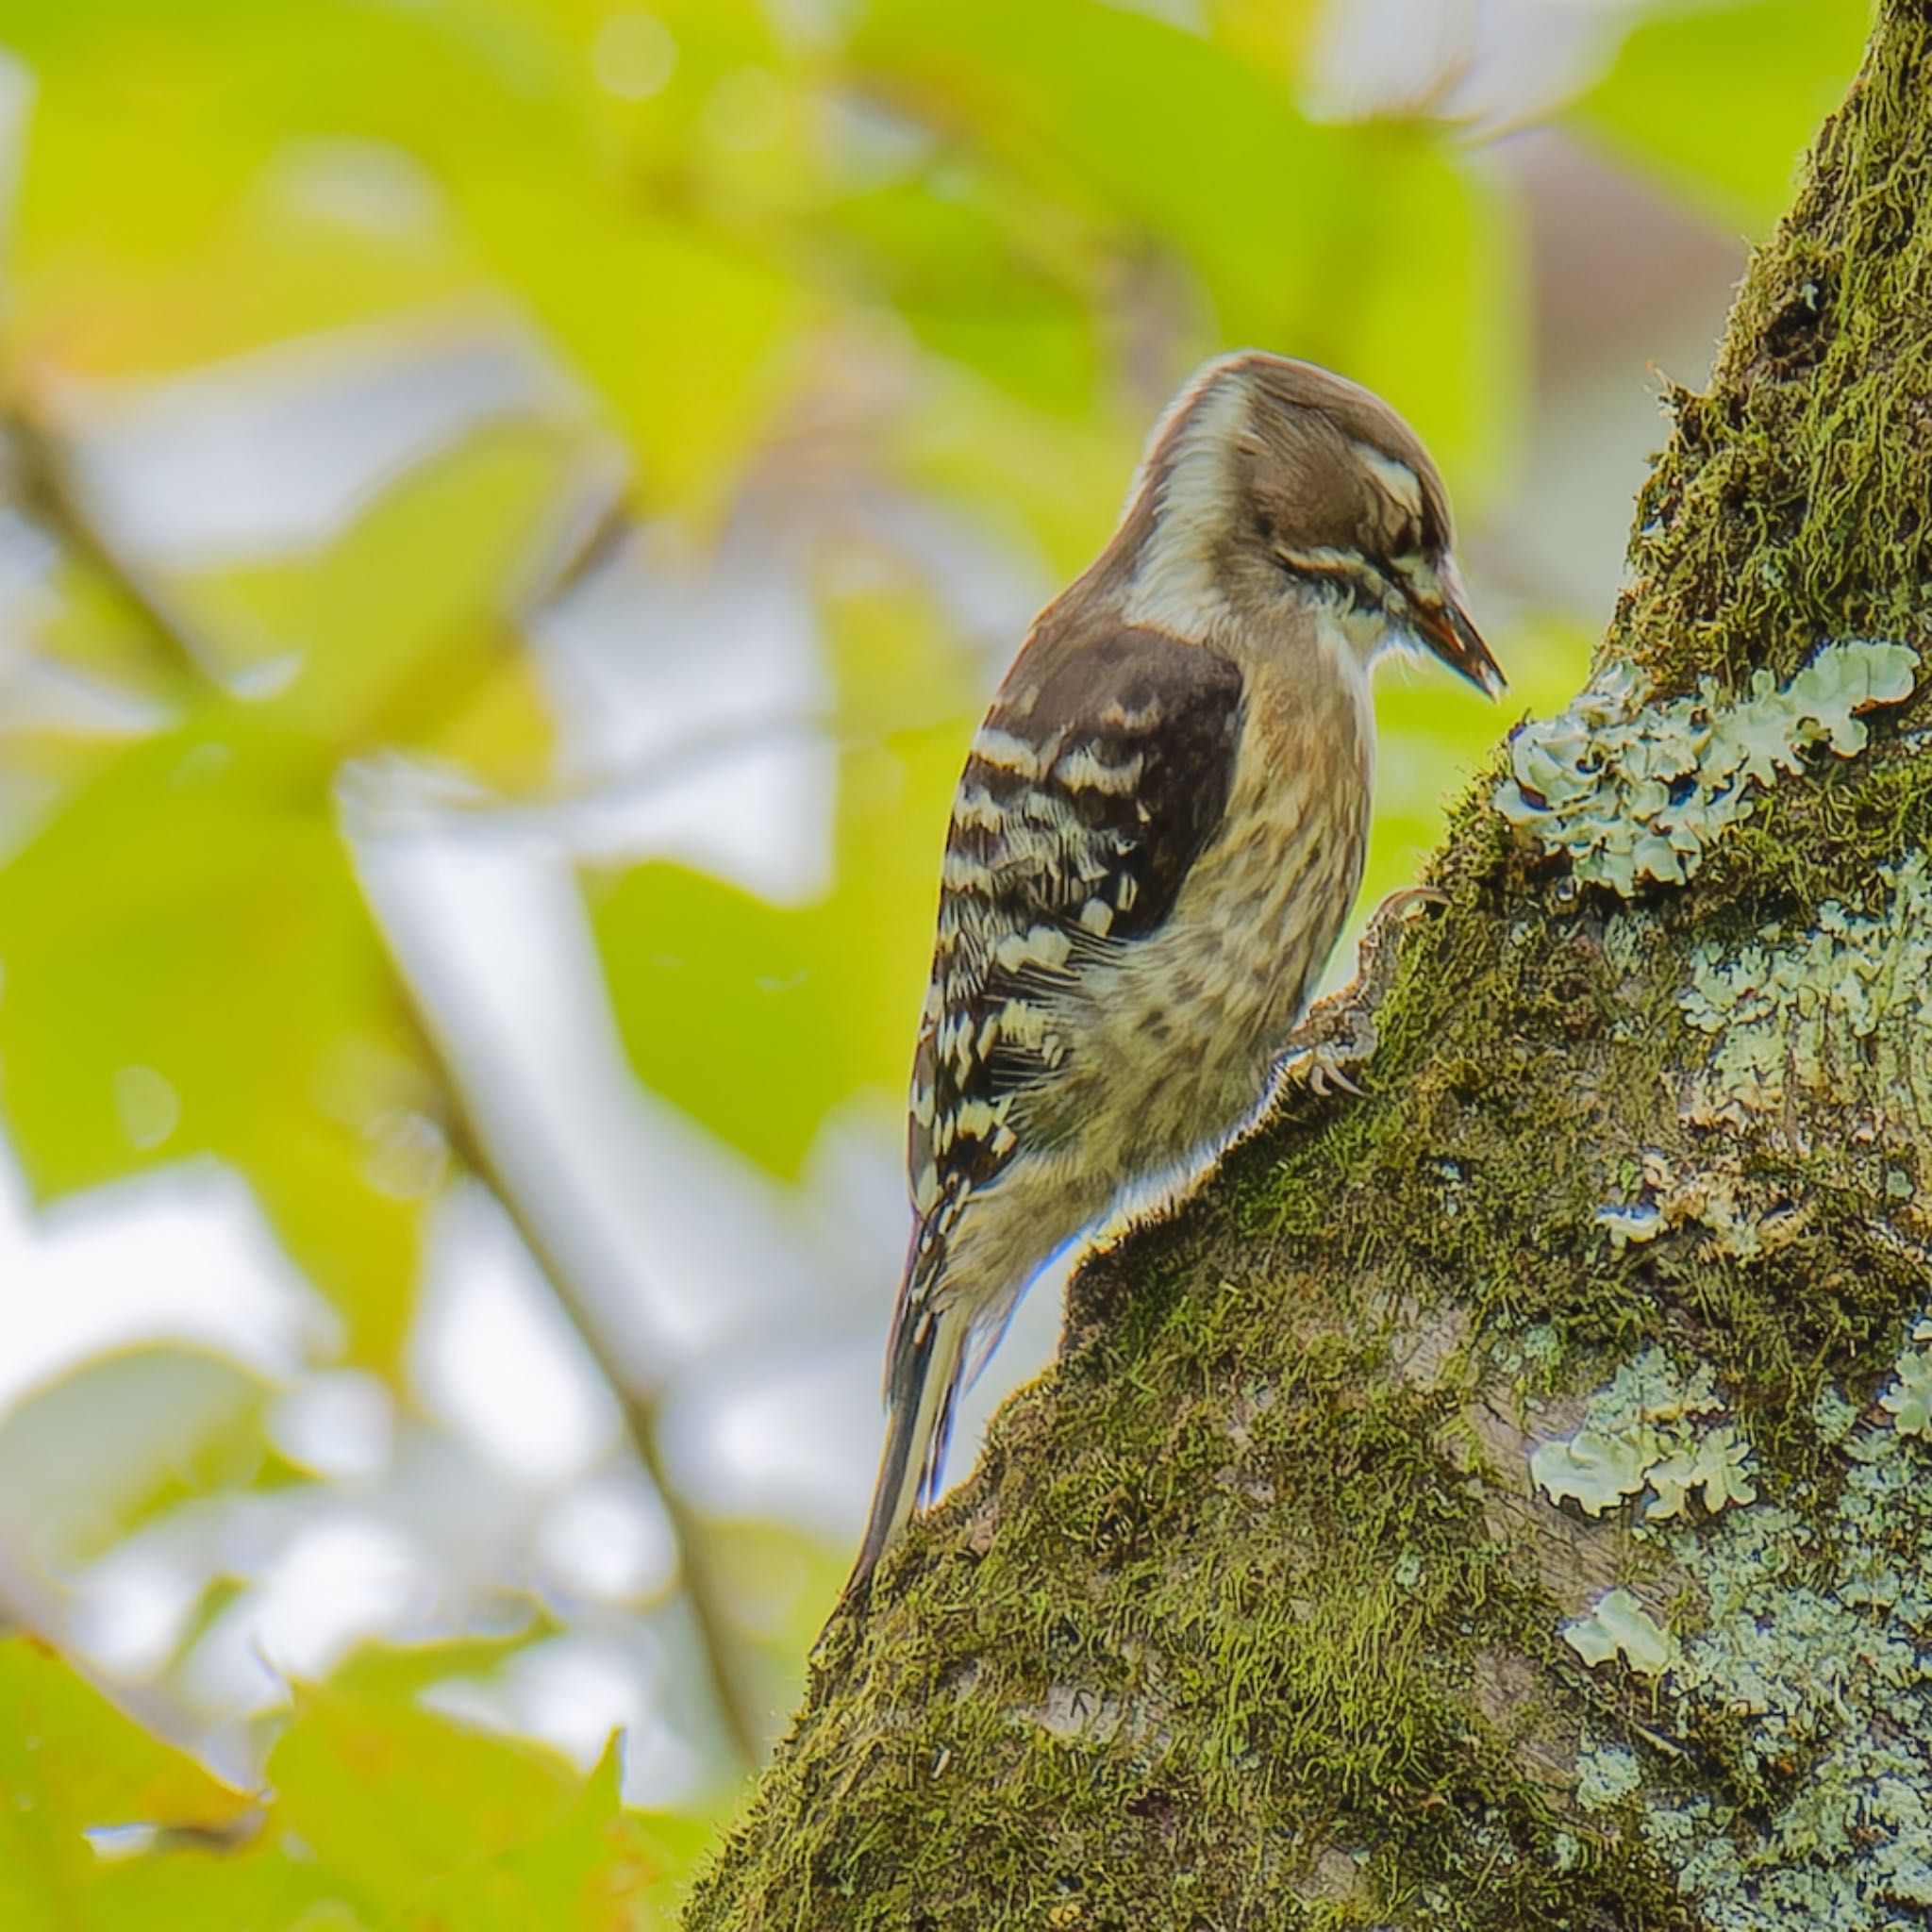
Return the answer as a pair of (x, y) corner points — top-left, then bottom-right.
(1275, 545), (1366, 575)
(1404, 555), (1445, 602)
(1352, 443), (1424, 518)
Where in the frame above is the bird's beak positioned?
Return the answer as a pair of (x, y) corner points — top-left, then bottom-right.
(1410, 559), (1505, 698)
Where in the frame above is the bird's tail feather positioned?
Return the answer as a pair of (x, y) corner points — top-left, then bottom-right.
(846, 1298), (971, 1594)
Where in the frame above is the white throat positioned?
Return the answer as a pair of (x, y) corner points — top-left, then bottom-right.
(1321, 590), (1412, 669)
(1314, 601), (1380, 785)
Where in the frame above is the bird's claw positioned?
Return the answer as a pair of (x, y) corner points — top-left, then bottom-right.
(1302, 1050), (1366, 1099)
(1279, 1024), (1374, 1101)
(1377, 884), (1449, 922)
(1274, 884), (1450, 1105)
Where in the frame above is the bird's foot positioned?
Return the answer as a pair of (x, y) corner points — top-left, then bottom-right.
(1277, 1008), (1376, 1100)
(1275, 886), (1449, 1101)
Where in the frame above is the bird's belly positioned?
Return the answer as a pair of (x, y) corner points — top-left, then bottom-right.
(1022, 784), (1365, 1196)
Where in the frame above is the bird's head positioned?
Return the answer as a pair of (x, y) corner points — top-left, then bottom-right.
(1125, 351), (1504, 698)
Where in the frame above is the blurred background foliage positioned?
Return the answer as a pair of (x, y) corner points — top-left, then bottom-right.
(0, 0), (1869, 1922)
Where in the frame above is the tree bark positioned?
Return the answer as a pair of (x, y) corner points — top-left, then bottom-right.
(689, 6), (1932, 1924)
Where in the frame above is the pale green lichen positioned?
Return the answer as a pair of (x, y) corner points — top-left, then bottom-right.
(1493, 639), (1919, 893)
(1565, 1317), (1932, 1927)
(1881, 1319), (1932, 1436)
(1531, 1348), (1758, 1521)
(1638, 1467), (1932, 1927)
(1561, 1588), (1674, 1674)
(1679, 850), (1932, 1130)
(1813, 1383), (1860, 1446)
(1574, 1737), (1641, 1813)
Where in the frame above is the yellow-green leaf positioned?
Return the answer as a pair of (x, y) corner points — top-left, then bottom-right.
(0, 1635), (250, 1930)
(591, 580), (976, 1176)
(1573, 0), (1872, 230)
(398, 1740), (691, 1932)
(265, 1685), (581, 1903)
(277, 421), (587, 754)
(0, 1348), (269, 1572)
(0, 715), (423, 1359)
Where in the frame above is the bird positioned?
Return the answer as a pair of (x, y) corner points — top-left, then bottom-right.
(849, 350), (1503, 1590)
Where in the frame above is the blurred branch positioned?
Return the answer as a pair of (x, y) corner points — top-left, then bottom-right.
(397, 705), (837, 836)
(2, 405), (214, 685)
(5, 400), (765, 1774)
(396, 990), (766, 1773)
(538, 475), (637, 609)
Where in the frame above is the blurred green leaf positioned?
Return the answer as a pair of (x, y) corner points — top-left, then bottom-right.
(278, 419), (584, 751)
(4, 1), (573, 305)
(845, 0), (1523, 511)
(825, 174), (1101, 414)
(0, 713), (425, 1358)
(402, 1740), (686, 1932)
(82, 1844), (369, 1932)
(593, 861), (840, 1177)
(0, 1635), (250, 1930)
(266, 1683), (581, 1900)
(9, 155), (474, 383)
(1333, 129), (1526, 509)
(71, 1670), (695, 1930)
(261, 1679), (701, 1927)
(164, 426), (573, 789)
(27, 555), (189, 705)
(6, 0), (809, 512)
(591, 579), (977, 1176)
(890, 361), (1139, 580)
(1203, 0), (1324, 77)
(0, 425), (589, 1357)
(705, 1518), (844, 1734)
(1573, 0), (1872, 229)
(459, 191), (808, 517)
(161, 558), (316, 688)
(414, 648), (564, 796)
(589, 724), (963, 1178)
(280, 1641), (717, 1924)
(328, 1624), (555, 1705)
(0, 1347), (270, 1570)
(849, 0), (1346, 348)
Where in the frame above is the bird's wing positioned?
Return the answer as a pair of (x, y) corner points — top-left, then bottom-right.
(907, 622), (1245, 1231)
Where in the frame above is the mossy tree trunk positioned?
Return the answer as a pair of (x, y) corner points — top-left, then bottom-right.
(689, 7), (1932, 1925)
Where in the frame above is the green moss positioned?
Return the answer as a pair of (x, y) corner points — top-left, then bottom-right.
(691, 1237), (1674, 1929)
(1611, 12), (1932, 701)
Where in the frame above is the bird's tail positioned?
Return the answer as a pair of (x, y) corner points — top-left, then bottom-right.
(846, 1295), (972, 1594)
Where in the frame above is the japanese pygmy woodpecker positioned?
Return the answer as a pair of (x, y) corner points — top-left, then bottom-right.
(852, 351), (1503, 1588)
